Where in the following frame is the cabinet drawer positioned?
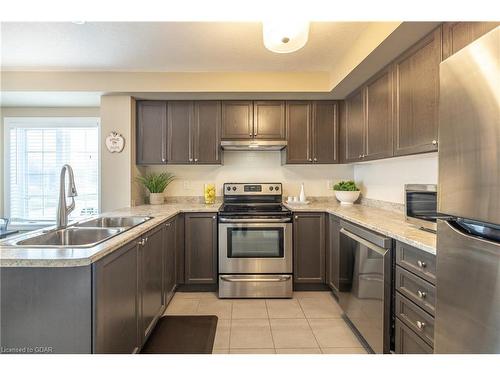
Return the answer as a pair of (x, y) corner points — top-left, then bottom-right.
(396, 266), (436, 315)
(395, 318), (433, 354)
(396, 292), (434, 346)
(396, 241), (436, 284)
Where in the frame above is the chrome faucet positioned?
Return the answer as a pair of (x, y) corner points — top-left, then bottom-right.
(56, 164), (78, 229)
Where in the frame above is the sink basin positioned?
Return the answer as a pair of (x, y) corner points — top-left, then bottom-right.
(74, 216), (151, 228)
(15, 227), (123, 248)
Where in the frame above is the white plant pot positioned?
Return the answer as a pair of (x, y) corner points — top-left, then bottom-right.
(149, 192), (165, 205)
(334, 190), (360, 205)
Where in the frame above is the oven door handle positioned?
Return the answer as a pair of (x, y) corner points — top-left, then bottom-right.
(220, 275), (292, 282)
(340, 228), (389, 256)
(218, 217), (292, 223)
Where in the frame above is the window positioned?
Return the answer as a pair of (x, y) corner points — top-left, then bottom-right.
(4, 117), (100, 224)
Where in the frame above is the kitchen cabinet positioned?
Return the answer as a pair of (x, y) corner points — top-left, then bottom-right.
(341, 67), (393, 163)
(443, 22), (499, 59)
(167, 101), (222, 164)
(163, 217), (177, 306)
(395, 318), (433, 354)
(221, 101), (254, 139)
(93, 240), (140, 354)
(253, 100), (286, 139)
(139, 225), (165, 342)
(175, 213), (185, 285)
(392, 26), (442, 156)
(285, 101), (338, 164)
(184, 213), (218, 284)
(293, 212), (326, 284)
(136, 101), (167, 165)
(326, 214), (340, 293)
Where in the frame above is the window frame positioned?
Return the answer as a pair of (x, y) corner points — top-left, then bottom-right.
(3, 117), (101, 228)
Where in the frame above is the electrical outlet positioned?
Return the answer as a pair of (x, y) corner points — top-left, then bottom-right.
(326, 180), (333, 190)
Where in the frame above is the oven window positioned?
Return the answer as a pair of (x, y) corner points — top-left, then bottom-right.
(227, 228), (284, 258)
(406, 192), (437, 223)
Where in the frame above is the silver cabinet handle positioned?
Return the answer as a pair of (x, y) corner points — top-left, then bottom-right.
(416, 321), (426, 330)
(432, 139), (438, 145)
(254, 132), (257, 136)
(417, 290), (427, 299)
(313, 157), (317, 162)
(165, 222), (171, 227)
(212, 216), (216, 220)
(417, 260), (427, 268)
(137, 238), (146, 246)
(194, 158), (198, 162)
(219, 217), (291, 223)
(308, 158), (312, 162)
(162, 157), (166, 162)
(359, 154), (363, 159)
(294, 215), (299, 219)
(220, 275), (291, 283)
(189, 158), (193, 162)
(249, 133), (253, 137)
(339, 227), (389, 257)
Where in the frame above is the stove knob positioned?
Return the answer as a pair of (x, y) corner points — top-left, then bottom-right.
(275, 186), (280, 191)
(232, 186), (237, 191)
(269, 186), (274, 191)
(226, 186), (231, 191)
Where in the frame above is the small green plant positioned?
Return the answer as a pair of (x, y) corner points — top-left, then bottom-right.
(136, 172), (175, 193)
(333, 180), (359, 191)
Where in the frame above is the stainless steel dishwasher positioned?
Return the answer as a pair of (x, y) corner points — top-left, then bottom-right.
(338, 221), (393, 354)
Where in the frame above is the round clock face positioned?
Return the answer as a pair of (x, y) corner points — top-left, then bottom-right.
(105, 132), (125, 153)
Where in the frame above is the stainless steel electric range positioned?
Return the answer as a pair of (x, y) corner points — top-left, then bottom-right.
(218, 183), (293, 298)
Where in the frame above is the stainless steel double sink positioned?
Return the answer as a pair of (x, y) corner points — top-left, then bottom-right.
(8, 216), (152, 248)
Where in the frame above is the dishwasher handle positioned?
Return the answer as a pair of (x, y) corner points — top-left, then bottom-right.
(340, 227), (390, 257)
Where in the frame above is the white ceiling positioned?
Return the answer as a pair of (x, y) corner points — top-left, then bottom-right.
(1, 22), (370, 72)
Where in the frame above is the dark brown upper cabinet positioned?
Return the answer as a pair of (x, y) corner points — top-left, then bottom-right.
(253, 101), (286, 139)
(293, 212), (326, 284)
(184, 213), (218, 285)
(285, 101), (338, 164)
(166, 101), (221, 164)
(221, 101), (254, 139)
(393, 26), (442, 156)
(136, 101), (167, 165)
(442, 22), (499, 59)
(341, 67), (393, 163)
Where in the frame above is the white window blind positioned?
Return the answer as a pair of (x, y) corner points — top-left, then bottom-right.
(4, 117), (100, 223)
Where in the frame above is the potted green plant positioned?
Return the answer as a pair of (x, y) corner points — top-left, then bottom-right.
(333, 180), (360, 205)
(136, 172), (175, 205)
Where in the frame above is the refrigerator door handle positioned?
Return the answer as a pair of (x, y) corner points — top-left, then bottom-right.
(445, 219), (500, 247)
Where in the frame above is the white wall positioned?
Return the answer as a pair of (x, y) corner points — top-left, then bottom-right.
(353, 153), (438, 204)
(145, 152), (354, 200)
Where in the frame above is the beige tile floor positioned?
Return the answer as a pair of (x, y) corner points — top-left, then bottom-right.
(164, 291), (368, 354)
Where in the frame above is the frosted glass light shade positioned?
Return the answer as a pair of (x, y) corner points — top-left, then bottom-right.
(262, 21), (310, 53)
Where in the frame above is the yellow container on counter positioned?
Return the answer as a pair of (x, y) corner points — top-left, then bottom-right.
(204, 183), (216, 204)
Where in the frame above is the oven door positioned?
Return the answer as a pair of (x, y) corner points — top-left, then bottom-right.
(218, 218), (292, 274)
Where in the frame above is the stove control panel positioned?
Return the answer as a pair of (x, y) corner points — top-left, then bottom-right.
(223, 183), (282, 196)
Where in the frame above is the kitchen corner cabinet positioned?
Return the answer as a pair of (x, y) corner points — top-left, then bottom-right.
(326, 215), (340, 293)
(293, 212), (326, 284)
(393, 26), (442, 156)
(167, 101), (222, 164)
(442, 22), (499, 59)
(163, 217), (177, 306)
(93, 240), (140, 354)
(222, 100), (285, 140)
(136, 101), (167, 165)
(340, 67), (393, 163)
(285, 101), (338, 164)
(184, 213), (218, 284)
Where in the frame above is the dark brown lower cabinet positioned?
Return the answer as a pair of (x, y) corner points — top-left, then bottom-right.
(184, 213), (218, 285)
(293, 212), (326, 284)
(139, 225), (165, 342)
(175, 213), (185, 285)
(395, 318), (433, 354)
(163, 218), (177, 306)
(93, 240), (140, 354)
(326, 214), (340, 293)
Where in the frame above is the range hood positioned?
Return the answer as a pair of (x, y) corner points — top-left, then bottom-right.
(220, 140), (287, 151)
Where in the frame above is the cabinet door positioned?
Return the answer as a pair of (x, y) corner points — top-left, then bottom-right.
(193, 101), (221, 164)
(286, 101), (312, 163)
(93, 241), (139, 354)
(253, 100), (285, 139)
(443, 22), (499, 59)
(312, 101), (338, 164)
(175, 213), (185, 285)
(140, 225), (165, 342)
(136, 101), (167, 165)
(167, 101), (193, 163)
(185, 213), (218, 284)
(221, 101), (253, 139)
(393, 26), (441, 156)
(364, 68), (393, 160)
(343, 90), (365, 163)
(293, 213), (325, 284)
(395, 318), (433, 354)
(163, 218), (177, 306)
(326, 215), (340, 292)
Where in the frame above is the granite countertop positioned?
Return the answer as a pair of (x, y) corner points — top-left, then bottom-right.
(0, 203), (221, 268)
(285, 201), (436, 255)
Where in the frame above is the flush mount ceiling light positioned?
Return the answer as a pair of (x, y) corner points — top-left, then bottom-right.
(262, 20), (310, 54)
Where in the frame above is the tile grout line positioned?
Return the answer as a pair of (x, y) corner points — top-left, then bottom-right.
(265, 299), (277, 353)
(297, 297), (323, 352)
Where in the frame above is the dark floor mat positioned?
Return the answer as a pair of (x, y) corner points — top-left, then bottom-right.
(140, 315), (218, 354)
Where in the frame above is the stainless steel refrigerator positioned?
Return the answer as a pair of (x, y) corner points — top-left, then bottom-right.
(435, 26), (500, 354)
